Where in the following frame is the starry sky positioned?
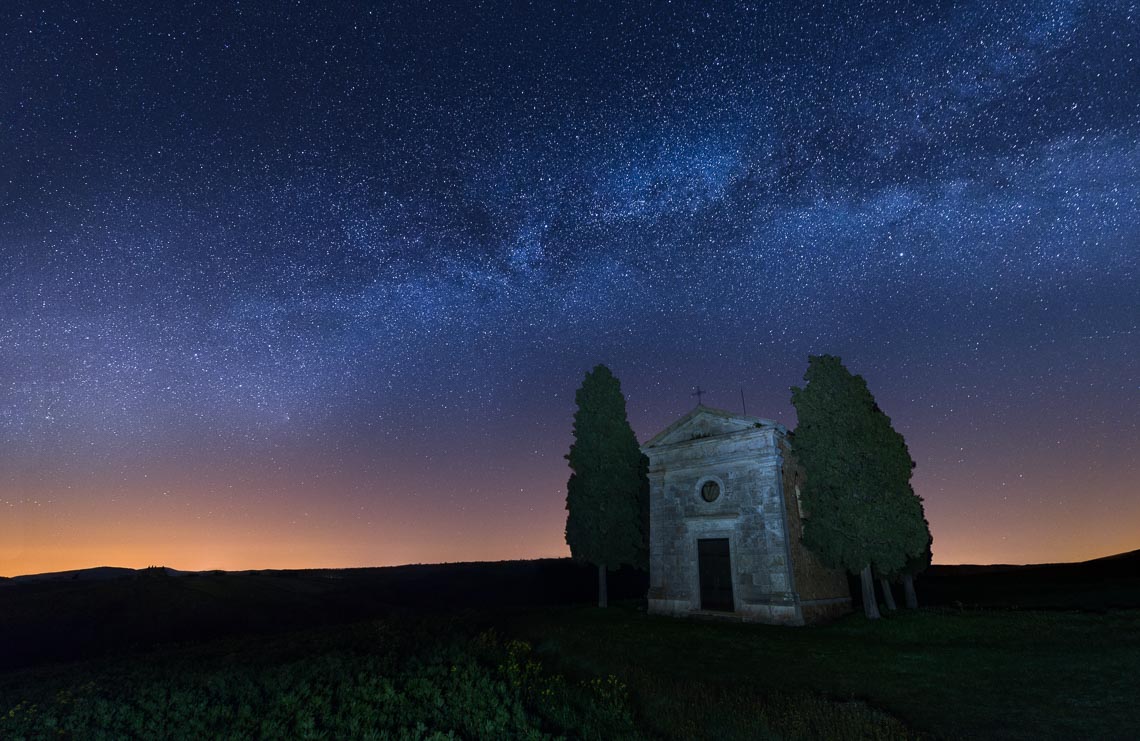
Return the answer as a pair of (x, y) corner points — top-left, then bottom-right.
(2, 0), (1137, 575)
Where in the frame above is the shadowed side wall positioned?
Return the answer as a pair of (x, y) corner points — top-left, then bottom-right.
(780, 438), (852, 622)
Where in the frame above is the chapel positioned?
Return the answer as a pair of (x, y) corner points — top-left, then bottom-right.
(642, 405), (851, 625)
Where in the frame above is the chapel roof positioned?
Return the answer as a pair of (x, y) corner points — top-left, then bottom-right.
(641, 404), (786, 449)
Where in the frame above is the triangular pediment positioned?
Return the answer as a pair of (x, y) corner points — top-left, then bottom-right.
(642, 405), (783, 449)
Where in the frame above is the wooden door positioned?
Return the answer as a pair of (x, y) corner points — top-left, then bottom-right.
(698, 538), (734, 611)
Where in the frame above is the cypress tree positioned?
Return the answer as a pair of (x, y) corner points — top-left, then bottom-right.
(897, 493), (934, 608)
(871, 485), (933, 610)
(791, 355), (928, 619)
(565, 364), (649, 607)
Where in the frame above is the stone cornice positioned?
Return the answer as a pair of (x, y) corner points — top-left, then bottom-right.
(644, 426), (781, 455)
(647, 449), (783, 475)
(642, 404), (786, 449)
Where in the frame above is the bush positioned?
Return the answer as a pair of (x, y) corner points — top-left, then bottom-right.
(0, 619), (639, 740)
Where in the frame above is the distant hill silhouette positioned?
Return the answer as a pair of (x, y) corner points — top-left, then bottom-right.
(4, 566), (139, 584)
(0, 558), (647, 672)
(931, 548), (1140, 575)
(913, 548), (1140, 610)
(1, 566), (187, 584)
(6, 549), (1136, 582)
(2, 550), (1136, 672)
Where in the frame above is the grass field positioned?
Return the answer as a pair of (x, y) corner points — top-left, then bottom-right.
(0, 610), (916, 740)
(1, 557), (1138, 739)
(509, 604), (1140, 740)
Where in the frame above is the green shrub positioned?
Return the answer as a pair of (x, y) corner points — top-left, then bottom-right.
(0, 619), (640, 740)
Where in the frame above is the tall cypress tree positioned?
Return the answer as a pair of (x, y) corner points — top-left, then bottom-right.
(791, 355), (927, 619)
(873, 485), (929, 611)
(565, 364), (649, 607)
(896, 491), (934, 608)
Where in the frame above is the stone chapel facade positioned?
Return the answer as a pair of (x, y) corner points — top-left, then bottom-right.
(643, 405), (851, 625)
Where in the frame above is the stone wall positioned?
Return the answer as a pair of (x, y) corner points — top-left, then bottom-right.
(647, 422), (798, 622)
(644, 407), (851, 626)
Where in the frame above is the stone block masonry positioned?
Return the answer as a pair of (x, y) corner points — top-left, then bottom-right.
(643, 406), (851, 626)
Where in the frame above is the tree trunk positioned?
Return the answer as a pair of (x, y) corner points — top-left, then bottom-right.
(598, 563), (608, 608)
(880, 578), (897, 611)
(903, 573), (918, 609)
(860, 565), (880, 619)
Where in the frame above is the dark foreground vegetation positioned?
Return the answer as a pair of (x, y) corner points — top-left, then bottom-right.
(1, 552), (1138, 739)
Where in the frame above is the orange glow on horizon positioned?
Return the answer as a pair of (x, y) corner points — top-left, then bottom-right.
(0, 501), (575, 576)
(3, 471), (1137, 577)
(3, 405), (1136, 578)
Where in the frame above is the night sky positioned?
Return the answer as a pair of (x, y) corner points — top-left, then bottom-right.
(3, 1), (1137, 575)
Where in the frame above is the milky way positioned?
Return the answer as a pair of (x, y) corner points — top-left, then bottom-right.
(2, 0), (1137, 573)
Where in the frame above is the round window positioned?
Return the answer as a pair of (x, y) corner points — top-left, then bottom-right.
(700, 480), (721, 502)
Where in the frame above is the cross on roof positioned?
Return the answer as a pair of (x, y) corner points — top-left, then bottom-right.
(692, 386), (705, 405)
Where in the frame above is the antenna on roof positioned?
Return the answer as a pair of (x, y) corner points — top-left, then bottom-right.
(740, 389), (747, 416)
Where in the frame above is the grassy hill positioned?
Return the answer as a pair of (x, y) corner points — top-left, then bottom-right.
(1, 554), (1137, 738)
(917, 549), (1140, 610)
(0, 559), (648, 673)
